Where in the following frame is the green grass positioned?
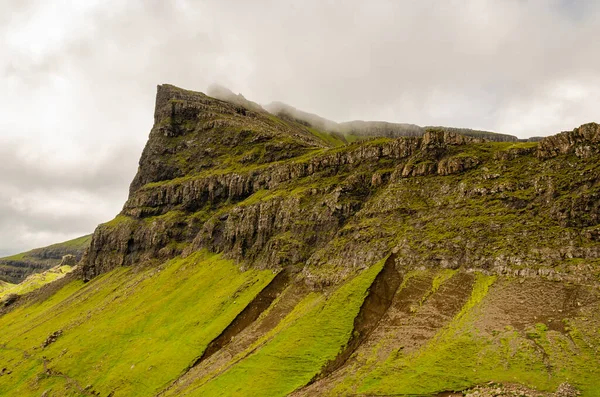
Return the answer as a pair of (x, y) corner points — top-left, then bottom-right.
(0, 279), (14, 293)
(1, 251), (27, 261)
(0, 251), (274, 396)
(306, 127), (347, 147)
(325, 273), (600, 396)
(179, 258), (387, 397)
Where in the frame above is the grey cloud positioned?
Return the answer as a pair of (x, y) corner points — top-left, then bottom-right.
(0, 139), (137, 193)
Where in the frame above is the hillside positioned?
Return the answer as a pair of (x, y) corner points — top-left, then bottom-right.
(0, 235), (91, 283)
(1, 85), (599, 396)
(0, 262), (75, 300)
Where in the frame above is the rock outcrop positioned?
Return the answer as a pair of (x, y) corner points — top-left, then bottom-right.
(82, 85), (600, 287)
(537, 122), (600, 159)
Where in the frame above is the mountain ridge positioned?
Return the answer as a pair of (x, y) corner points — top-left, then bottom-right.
(1, 84), (599, 396)
(0, 235), (90, 284)
(209, 84), (529, 143)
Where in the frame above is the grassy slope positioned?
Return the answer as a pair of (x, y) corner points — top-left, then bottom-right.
(1, 255), (599, 396)
(0, 279), (14, 293)
(0, 251), (274, 396)
(322, 274), (600, 397)
(178, 257), (386, 397)
(0, 265), (74, 299)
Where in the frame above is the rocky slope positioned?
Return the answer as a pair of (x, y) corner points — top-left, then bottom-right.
(1, 85), (599, 396)
(0, 235), (90, 283)
(83, 85), (600, 288)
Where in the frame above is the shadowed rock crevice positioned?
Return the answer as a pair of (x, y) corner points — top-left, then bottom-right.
(195, 269), (290, 365)
(156, 267), (292, 397)
(309, 253), (401, 385)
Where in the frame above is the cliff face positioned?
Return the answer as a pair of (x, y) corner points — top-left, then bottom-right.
(537, 122), (600, 159)
(82, 85), (600, 286)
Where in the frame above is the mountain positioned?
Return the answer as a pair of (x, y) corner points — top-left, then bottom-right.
(0, 235), (91, 283)
(0, 85), (599, 396)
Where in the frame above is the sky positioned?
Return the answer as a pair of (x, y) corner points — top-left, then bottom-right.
(1, 0), (600, 255)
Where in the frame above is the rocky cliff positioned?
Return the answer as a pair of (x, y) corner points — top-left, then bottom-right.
(82, 85), (600, 288)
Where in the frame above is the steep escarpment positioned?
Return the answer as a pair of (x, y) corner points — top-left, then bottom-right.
(0, 235), (90, 283)
(83, 86), (600, 288)
(83, 98), (490, 280)
(537, 122), (600, 159)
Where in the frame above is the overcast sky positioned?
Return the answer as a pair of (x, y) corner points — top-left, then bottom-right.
(1, 0), (600, 255)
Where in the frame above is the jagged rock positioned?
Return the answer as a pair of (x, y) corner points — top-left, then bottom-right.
(537, 122), (600, 159)
(42, 330), (63, 348)
(59, 254), (77, 267)
(2, 293), (18, 307)
(555, 383), (580, 397)
(460, 382), (580, 397)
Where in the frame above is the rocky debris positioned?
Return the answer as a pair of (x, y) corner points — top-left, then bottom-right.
(537, 122), (600, 159)
(456, 382), (580, 397)
(42, 330), (63, 348)
(59, 254), (77, 267)
(554, 383), (581, 397)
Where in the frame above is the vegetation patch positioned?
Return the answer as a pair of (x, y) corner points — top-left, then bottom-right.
(177, 258), (387, 397)
(0, 251), (274, 396)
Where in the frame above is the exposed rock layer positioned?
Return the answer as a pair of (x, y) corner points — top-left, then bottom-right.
(82, 85), (600, 287)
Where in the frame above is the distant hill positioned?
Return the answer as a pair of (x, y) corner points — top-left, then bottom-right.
(0, 262), (75, 300)
(0, 235), (91, 283)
